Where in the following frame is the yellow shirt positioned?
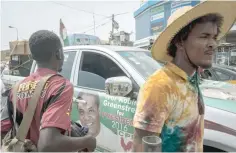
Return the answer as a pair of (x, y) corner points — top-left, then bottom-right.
(133, 62), (204, 152)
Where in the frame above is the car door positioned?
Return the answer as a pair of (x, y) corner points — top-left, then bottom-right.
(213, 68), (233, 81)
(71, 49), (138, 152)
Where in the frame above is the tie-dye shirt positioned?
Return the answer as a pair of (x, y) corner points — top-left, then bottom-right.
(133, 62), (204, 152)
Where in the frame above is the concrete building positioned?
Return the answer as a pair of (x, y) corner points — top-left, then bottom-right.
(0, 49), (11, 61)
(133, 0), (236, 49)
(110, 31), (133, 46)
(68, 33), (101, 46)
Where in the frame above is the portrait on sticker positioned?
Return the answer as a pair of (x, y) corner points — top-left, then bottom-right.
(77, 92), (101, 137)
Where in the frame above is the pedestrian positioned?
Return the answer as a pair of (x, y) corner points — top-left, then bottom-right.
(132, 1), (236, 152)
(1, 30), (96, 152)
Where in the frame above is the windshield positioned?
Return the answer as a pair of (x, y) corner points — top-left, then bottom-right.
(117, 51), (162, 79)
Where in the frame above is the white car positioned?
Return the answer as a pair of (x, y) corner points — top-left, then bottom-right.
(2, 45), (236, 152)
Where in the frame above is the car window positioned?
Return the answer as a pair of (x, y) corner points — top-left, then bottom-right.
(202, 69), (221, 81)
(59, 51), (76, 80)
(117, 51), (162, 79)
(78, 51), (126, 90)
(202, 70), (213, 80)
(215, 70), (231, 81)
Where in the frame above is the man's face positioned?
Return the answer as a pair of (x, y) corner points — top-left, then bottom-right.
(78, 94), (100, 137)
(183, 22), (218, 69)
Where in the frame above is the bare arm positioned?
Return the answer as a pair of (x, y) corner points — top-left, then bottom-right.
(38, 127), (96, 152)
(38, 80), (96, 152)
(132, 78), (171, 152)
(132, 128), (159, 152)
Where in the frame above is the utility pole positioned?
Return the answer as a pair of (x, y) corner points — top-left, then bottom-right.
(112, 14), (114, 37)
(110, 14), (114, 44)
(93, 12), (96, 35)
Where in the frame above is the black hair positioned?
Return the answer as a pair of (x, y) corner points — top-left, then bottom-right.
(77, 92), (100, 107)
(29, 30), (62, 63)
(168, 13), (223, 58)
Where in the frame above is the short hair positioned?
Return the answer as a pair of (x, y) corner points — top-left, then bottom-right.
(29, 30), (62, 63)
(168, 13), (223, 58)
(77, 92), (100, 108)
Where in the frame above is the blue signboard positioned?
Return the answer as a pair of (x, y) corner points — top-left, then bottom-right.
(150, 5), (165, 35)
(171, 0), (200, 14)
(134, 0), (165, 17)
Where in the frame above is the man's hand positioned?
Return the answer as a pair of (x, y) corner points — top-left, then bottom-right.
(38, 128), (96, 152)
(132, 128), (159, 152)
(85, 135), (96, 152)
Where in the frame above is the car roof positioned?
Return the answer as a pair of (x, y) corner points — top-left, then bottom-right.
(212, 65), (236, 74)
(63, 45), (149, 52)
(213, 64), (236, 70)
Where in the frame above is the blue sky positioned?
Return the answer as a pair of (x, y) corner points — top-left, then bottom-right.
(1, 0), (140, 50)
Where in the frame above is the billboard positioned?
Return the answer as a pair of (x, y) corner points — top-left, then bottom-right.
(150, 5), (165, 36)
(171, 0), (192, 14)
(171, 0), (200, 14)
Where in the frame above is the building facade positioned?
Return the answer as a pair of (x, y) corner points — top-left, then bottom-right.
(134, 0), (200, 48)
(0, 49), (10, 61)
(134, 0), (236, 50)
(68, 33), (101, 46)
(110, 31), (133, 46)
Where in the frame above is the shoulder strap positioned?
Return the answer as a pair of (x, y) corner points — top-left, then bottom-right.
(12, 82), (21, 135)
(15, 74), (57, 142)
(40, 80), (66, 120)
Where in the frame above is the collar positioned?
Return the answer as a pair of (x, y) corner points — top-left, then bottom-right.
(165, 62), (188, 81)
(36, 68), (57, 76)
(165, 62), (200, 85)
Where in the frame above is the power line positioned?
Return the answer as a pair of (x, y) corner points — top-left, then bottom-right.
(51, 1), (134, 36)
(83, 20), (111, 34)
(114, 12), (131, 16)
(51, 1), (132, 33)
(82, 20), (111, 34)
(50, 1), (109, 17)
(78, 12), (129, 34)
(79, 16), (112, 31)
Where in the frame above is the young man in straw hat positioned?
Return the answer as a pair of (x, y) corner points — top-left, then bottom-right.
(133, 1), (236, 152)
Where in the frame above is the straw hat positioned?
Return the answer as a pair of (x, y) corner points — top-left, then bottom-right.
(151, 0), (236, 62)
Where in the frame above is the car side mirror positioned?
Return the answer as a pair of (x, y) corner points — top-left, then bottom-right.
(105, 76), (133, 97)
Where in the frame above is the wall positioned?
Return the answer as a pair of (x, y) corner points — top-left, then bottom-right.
(135, 9), (151, 40)
(1, 49), (10, 61)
